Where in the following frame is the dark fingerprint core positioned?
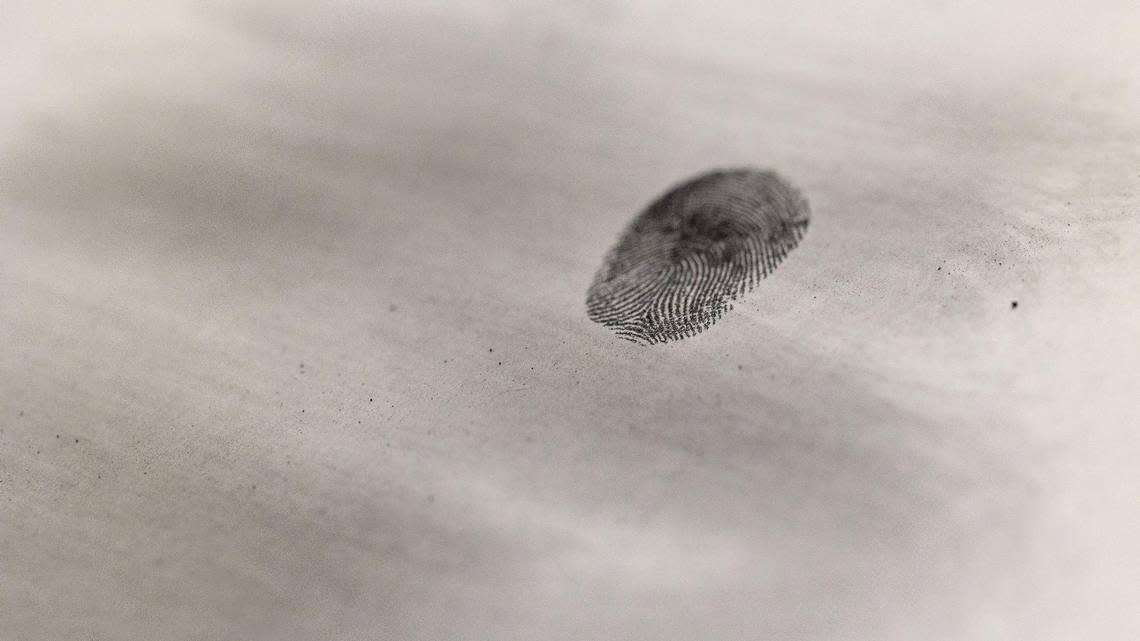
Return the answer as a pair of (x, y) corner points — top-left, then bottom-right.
(586, 168), (810, 344)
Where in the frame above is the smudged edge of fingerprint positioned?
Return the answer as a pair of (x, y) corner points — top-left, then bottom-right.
(586, 168), (810, 345)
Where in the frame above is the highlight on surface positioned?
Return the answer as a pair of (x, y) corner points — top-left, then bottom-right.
(586, 168), (810, 345)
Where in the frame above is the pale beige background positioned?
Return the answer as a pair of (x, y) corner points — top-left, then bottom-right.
(2, 2), (1138, 640)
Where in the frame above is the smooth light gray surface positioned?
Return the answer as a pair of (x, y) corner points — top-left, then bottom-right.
(2, 2), (1138, 639)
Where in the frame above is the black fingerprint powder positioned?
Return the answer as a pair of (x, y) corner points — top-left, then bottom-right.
(586, 168), (810, 344)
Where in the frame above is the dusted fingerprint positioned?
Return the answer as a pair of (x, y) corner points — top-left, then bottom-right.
(586, 168), (810, 344)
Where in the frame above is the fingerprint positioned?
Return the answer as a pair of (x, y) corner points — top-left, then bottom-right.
(586, 168), (810, 344)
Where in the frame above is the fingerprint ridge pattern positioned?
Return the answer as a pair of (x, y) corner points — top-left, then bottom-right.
(586, 168), (810, 345)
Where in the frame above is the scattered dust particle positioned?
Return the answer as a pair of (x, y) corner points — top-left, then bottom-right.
(1011, 301), (1018, 310)
(389, 304), (397, 312)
